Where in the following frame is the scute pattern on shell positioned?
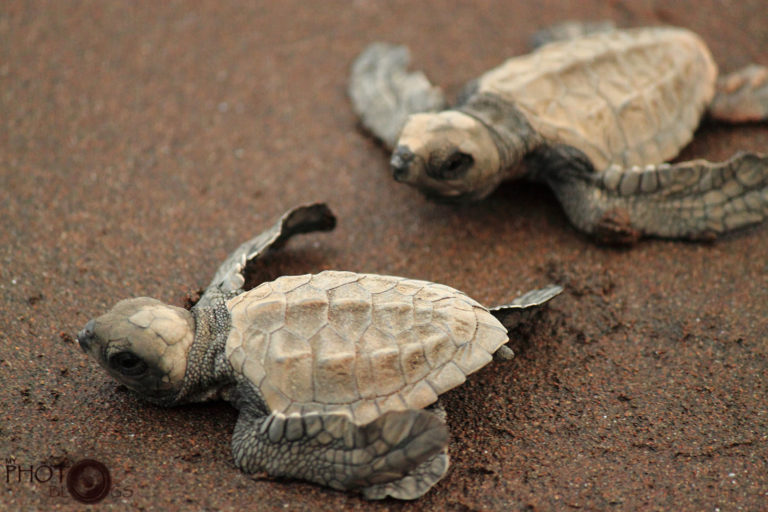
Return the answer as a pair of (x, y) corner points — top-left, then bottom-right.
(477, 27), (717, 170)
(225, 271), (508, 425)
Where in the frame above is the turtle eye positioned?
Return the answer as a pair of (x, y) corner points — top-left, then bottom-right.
(428, 151), (474, 180)
(108, 351), (148, 377)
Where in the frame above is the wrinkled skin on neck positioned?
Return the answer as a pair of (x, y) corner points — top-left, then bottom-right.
(391, 111), (507, 201)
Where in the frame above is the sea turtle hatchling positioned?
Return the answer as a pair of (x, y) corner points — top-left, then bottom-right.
(77, 204), (562, 500)
(349, 25), (768, 243)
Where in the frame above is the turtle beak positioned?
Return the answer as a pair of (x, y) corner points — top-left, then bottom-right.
(390, 145), (416, 182)
(77, 320), (96, 353)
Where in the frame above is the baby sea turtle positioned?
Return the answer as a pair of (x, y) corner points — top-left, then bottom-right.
(349, 25), (768, 243)
(77, 204), (562, 500)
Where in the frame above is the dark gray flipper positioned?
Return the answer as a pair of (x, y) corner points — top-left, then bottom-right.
(195, 204), (336, 309)
(709, 65), (768, 123)
(231, 408), (448, 500)
(361, 450), (448, 500)
(529, 20), (617, 49)
(490, 284), (563, 360)
(349, 43), (446, 148)
(490, 285), (564, 331)
(530, 145), (768, 243)
(362, 400), (449, 499)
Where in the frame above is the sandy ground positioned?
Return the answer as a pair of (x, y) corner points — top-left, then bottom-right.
(1, 1), (767, 510)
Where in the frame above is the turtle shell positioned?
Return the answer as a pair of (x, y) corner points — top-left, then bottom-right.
(225, 271), (507, 424)
(476, 27), (717, 170)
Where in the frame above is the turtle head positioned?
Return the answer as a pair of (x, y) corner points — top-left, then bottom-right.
(77, 297), (195, 405)
(390, 111), (503, 201)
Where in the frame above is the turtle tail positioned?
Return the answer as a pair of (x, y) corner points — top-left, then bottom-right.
(529, 145), (768, 243)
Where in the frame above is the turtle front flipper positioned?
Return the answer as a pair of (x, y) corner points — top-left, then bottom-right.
(709, 65), (768, 123)
(349, 43), (447, 148)
(231, 408), (449, 500)
(360, 448), (448, 500)
(530, 145), (768, 243)
(195, 204), (336, 309)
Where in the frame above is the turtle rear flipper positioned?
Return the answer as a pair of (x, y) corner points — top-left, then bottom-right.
(710, 65), (768, 123)
(530, 145), (768, 243)
(490, 285), (563, 331)
(490, 284), (563, 360)
(232, 408), (448, 500)
(195, 204), (336, 309)
(349, 43), (446, 149)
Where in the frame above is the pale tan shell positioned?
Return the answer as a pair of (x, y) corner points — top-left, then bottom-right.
(225, 271), (507, 425)
(476, 27), (717, 170)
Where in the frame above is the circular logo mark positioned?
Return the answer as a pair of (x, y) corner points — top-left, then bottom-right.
(66, 459), (111, 504)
